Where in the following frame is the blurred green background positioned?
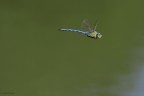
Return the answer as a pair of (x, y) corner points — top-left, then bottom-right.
(1, 0), (144, 96)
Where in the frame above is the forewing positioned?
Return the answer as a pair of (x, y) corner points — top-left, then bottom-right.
(81, 19), (92, 33)
(93, 20), (99, 31)
(93, 23), (97, 31)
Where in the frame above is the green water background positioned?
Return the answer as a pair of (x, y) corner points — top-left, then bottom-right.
(1, 0), (144, 96)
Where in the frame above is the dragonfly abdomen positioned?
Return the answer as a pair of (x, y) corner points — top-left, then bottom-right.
(59, 28), (88, 35)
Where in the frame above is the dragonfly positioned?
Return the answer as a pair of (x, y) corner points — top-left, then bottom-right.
(59, 19), (102, 39)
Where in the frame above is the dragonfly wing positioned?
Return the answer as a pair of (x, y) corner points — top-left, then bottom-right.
(93, 23), (97, 31)
(93, 20), (99, 31)
(81, 19), (92, 33)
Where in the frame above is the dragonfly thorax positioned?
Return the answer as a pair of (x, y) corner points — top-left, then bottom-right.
(87, 31), (102, 39)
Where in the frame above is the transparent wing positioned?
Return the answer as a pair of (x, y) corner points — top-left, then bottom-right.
(81, 19), (92, 33)
(92, 20), (99, 31)
(93, 23), (97, 31)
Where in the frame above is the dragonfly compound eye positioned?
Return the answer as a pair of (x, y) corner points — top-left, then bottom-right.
(98, 33), (102, 38)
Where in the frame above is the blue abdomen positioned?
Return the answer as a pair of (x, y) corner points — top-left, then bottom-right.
(59, 28), (88, 35)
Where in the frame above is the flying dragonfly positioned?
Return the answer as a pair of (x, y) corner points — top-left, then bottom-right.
(59, 19), (102, 39)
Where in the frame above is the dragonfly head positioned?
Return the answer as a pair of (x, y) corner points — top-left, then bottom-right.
(97, 32), (102, 38)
